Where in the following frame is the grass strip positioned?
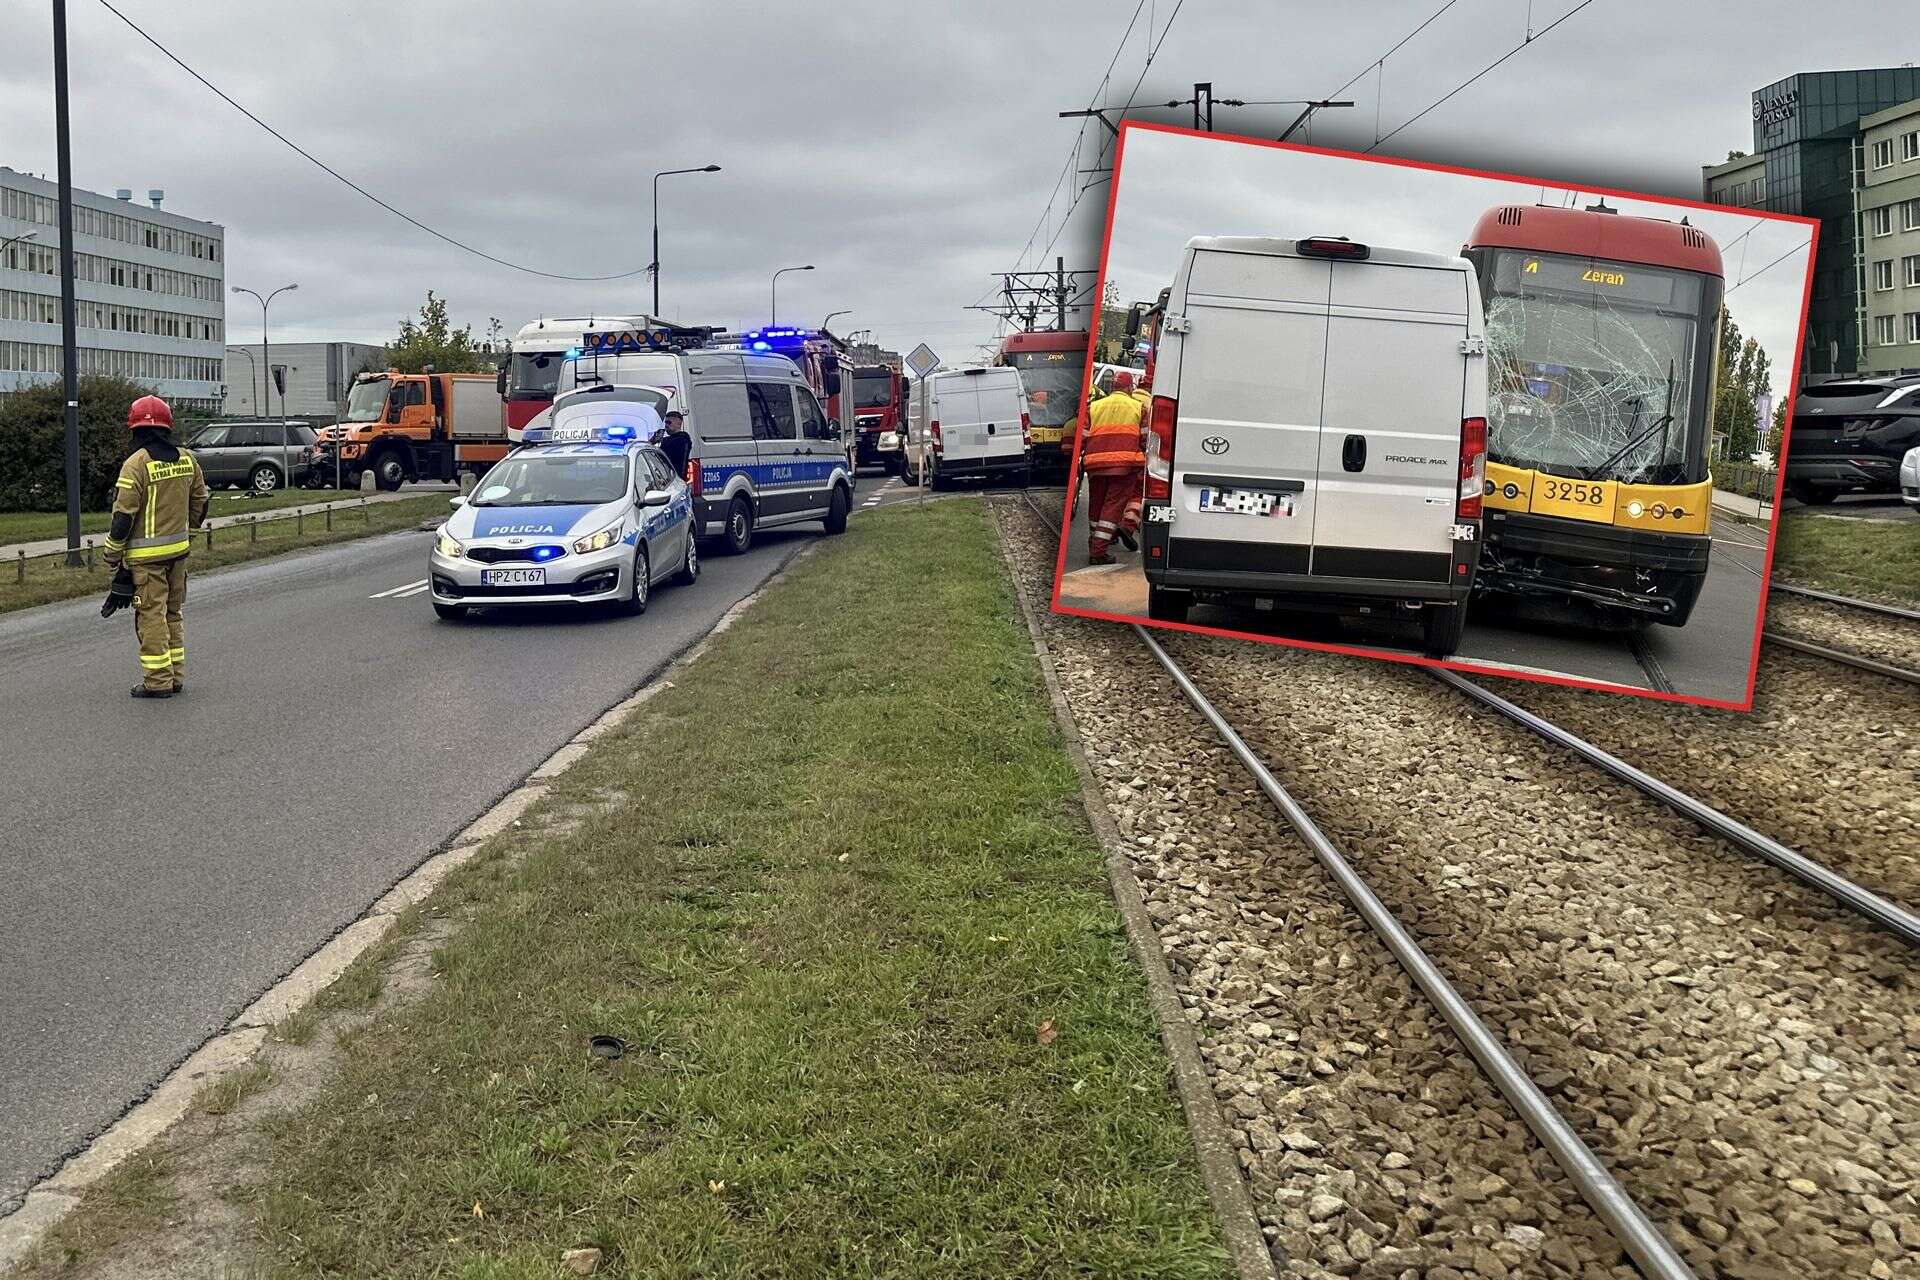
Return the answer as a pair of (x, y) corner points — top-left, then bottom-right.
(1770, 511), (1920, 606)
(0, 488), (382, 545)
(0, 495), (448, 616)
(252, 499), (1228, 1279)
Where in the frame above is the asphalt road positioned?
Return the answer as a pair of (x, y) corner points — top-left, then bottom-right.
(0, 476), (918, 1213)
(1053, 485), (1768, 704)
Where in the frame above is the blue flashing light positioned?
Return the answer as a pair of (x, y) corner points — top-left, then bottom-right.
(750, 341), (771, 351)
(603, 424), (634, 440)
(531, 545), (562, 562)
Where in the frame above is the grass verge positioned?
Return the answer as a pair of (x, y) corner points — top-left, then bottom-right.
(1770, 510), (1920, 605)
(0, 495), (448, 616)
(246, 499), (1227, 1278)
(0, 488), (381, 545)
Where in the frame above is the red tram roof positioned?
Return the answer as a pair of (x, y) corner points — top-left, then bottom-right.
(1466, 204), (1723, 279)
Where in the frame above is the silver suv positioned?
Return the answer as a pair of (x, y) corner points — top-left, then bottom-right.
(186, 421), (318, 492)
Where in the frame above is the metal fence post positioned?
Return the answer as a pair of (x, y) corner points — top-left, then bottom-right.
(325, 503), (333, 532)
(297, 507), (304, 537)
(250, 517), (258, 544)
(85, 539), (94, 570)
(15, 549), (23, 583)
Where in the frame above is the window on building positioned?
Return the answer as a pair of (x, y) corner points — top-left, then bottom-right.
(1905, 199), (1920, 232)
(1908, 313), (1920, 344)
(1872, 139), (1894, 169)
(1870, 206), (1893, 236)
(1874, 260), (1895, 291)
(1903, 256), (1920, 287)
(1906, 130), (1920, 163)
(1874, 313), (1897, 346)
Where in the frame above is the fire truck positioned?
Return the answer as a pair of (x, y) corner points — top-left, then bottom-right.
(994, 329), (1089, 477)
(849, 361), (906, 472)
(498, 315), (656, 440)
(314, 370), (508, 490)
(736, 327), (858, 471)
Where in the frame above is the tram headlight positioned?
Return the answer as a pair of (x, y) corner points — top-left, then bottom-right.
(1626, 500), (1645, 518)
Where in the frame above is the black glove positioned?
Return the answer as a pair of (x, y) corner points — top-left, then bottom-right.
(101, 566), (135, 618)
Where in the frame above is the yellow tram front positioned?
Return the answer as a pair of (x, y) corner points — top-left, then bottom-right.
(1463, 204), (1725, 628)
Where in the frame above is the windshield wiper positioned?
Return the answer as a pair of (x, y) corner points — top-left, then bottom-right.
(1593, 360), (1677, 479)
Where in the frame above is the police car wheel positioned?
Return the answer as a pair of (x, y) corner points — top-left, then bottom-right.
(824, 486), (849, 535)
(621, 548), (650, 616)
(723, 496), (754, 555)
(675, 532), (699, 585)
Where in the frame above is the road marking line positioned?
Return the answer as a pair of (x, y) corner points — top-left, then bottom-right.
(370, 578), (429, 599)
(395, 583), (433, 598)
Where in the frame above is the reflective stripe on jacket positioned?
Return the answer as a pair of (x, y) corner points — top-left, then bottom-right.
(1080, 392), (1146, 471)
(106, 449), (208, 564)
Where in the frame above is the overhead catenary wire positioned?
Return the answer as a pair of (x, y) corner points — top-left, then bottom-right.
(1365, 0), (1601, 151)
(94, 0), (651, 282)
(1726, 240), (1808, 294)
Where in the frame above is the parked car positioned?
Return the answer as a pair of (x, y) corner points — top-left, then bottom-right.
(1138, 235), (1485, 656)
(1782, 375), (1920, 505)
(185, 421), (318, 492)
(1900, 444), (1920, 513)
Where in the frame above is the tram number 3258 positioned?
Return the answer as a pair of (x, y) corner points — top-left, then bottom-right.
(1541, 478), (1606, 506)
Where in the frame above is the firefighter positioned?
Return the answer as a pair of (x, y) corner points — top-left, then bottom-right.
(1080, 370), (1147, 565)
(103, 395), (208, 698)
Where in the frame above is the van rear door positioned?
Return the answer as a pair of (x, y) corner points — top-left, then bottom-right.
(976, 370), (1029, 463)
(1310, 261), (1467, 582)
(1167, 248), (1330, 574)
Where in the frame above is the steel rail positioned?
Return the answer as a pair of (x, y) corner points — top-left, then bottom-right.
(1763, 632), (1920, 688)
(1431, 668), (1920, 948)
(1135, 625), (1696, 1280)
(1771, 582), (1920, 623)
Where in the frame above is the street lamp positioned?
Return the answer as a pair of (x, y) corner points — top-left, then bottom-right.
(0, 229), (38, 268)
(822, 309), (851, 334)
(652, 164), (721, 318)
(223, 345), (256, 414)
(231, 283), (298, 491)
(770, 265), (814, 326)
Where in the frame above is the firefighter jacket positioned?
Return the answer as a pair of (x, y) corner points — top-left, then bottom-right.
(1080, 391), (1147, 471)
(105, 443), (209, 567)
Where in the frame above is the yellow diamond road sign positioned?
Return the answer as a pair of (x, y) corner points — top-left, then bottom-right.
(905, 343), (940, 379)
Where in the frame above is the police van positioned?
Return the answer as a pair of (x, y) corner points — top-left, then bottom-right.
(1137, 235), (1487, 656)
(428, 402), (698, 619)
(529, 338), (855, 553)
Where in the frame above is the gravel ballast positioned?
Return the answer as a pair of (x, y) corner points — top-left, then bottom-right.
(1005, 495), (1920, 1280)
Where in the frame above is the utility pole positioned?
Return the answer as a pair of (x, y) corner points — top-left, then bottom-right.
(1056, 256), (1067, 330)
(53, 0), (82, 565)
(966, 266), (1099, 333)
(1193, 82), (1214, 132)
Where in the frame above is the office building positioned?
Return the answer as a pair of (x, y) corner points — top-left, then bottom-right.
(1703, 68), (1920, 377)
(0, 167), (225, 410)
(222, 340), (386, 420)
(1858, 98), (1920, 373)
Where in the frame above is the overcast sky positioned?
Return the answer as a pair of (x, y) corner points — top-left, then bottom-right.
(0, 0), (1894, 378)
(1103, 127), (1816, 407)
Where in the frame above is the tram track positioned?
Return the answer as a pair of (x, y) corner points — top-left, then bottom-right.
(1713, 526), (1920, 687)
(1003, 489), (1920, 1277)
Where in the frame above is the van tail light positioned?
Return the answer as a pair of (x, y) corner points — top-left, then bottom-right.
(1145, 395), (1177, 501)
(1457, 416), (1486, 519)
(688, 457), (703, 499)
(929, 420), (942, 454)
(1020, 412), (1032, 447)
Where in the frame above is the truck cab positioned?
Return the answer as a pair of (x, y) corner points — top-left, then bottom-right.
(315, 371), (508, 490)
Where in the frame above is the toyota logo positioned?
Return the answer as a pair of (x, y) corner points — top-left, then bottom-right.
(1201, 436), (1229, 455)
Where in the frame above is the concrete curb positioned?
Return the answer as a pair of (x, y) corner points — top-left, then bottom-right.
(989, 500), (1282, 1280)
(0, 542), (818, 1273)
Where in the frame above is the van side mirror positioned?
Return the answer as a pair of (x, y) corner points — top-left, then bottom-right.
(495, 364), (508, 396)
(1124, 302), (1146, 337)
(824, 371), (842, 397)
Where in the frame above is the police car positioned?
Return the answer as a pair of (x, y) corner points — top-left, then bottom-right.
(428, 399), (697, 619)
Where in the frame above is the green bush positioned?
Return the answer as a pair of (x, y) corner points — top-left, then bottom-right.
(0, 376), (155, 512)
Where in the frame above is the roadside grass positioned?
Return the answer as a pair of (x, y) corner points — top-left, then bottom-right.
(0, 495), (448, 616)
(249, 499), (1229, 1279)
(0, 489), (375, 545)
(197, 1063), (273, 1118)
(1770, 510), (1920, 605)
(17, 1154), (174, 1273)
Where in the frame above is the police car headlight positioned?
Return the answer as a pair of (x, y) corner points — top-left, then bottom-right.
(572, 522), (623, 555)
(435, 528), (463, 558)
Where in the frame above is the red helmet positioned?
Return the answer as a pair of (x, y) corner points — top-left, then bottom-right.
(1112, 370), (1135, 392)
(127, 395), (173, 430)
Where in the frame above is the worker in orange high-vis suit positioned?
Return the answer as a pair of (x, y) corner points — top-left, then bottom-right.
(1079, 370), (1147, 565)
(103, 395), (208, 698)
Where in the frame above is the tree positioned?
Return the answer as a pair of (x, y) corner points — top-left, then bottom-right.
(1764, 400), (1788, 463)
(0, 375), (153, 512)
(383, 291), (497, 373)
(1726, 149), (1748, 161)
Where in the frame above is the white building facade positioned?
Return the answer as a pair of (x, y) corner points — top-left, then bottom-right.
(221, 340), (386, 420)
(0, 167), (225, 410)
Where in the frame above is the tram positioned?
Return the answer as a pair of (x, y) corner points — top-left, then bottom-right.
(1461, 203), (1724, 627)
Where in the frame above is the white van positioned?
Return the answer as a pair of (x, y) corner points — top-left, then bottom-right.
(538, 348), (854, 553)
(1138, 236), (1487, 656)
(903, 366), (1032, 489)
